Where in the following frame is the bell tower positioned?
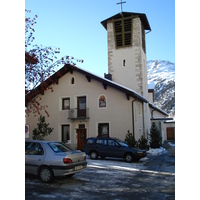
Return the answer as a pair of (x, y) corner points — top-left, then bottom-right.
(101, 11), (151, 99)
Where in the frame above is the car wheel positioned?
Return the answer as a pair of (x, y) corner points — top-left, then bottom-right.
(125, 153), (134, 163)
(39, 166), (54, 183)
(90, 151), (98, 159)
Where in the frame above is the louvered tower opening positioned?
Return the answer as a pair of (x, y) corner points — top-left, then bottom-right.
(114, 17), (132, 48)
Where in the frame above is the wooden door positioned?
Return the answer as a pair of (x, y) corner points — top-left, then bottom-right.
(77, 129), (87, 150)
(167, 127), (175, 140)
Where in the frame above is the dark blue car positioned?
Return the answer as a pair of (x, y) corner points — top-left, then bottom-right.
(82, 137), (147, 163)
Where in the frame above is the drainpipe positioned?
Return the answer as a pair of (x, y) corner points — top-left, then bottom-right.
(132, 99), (137, 139)
(151, 109), (155, 119)
(142, 103), (145, 137)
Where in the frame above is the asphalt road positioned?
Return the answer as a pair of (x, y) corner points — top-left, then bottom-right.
(25, 151), (175, 200)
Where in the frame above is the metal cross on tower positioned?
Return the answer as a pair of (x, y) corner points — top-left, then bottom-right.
(116, 0), (126, 15)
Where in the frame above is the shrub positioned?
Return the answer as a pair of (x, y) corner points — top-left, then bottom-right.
(32, 115), (54, 140)
(137, 135), (149, 150)
(124, 130), (137, 147)
(149, 122), (162, 148)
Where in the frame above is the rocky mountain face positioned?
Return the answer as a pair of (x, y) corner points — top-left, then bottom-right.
(147, 60), (175, 116)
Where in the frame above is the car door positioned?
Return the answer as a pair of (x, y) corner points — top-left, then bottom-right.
(95, 139), (107, 157)
(106, 139), (123, 158)
(25, 142), (46, 175)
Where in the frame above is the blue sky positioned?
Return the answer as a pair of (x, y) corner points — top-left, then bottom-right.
(25, 0), (175, 76)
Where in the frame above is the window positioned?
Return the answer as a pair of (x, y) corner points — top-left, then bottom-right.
(77, 96), (86, 117)
(62, 98), (70, 110)
(123, 59), (126, 66)
(113, 17), (132, 48)
(96, 139), (107, 146)
(25, 142), (44, 155)
(98, 123), (109, 137)
(86, 139), (95, 144)
(48, 142), (72, 153)
(71, 77), (75, 85)
(62, 125), (70, 143)
(108, 140), (116, 146)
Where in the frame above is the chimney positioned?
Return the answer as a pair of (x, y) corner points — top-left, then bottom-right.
(104, 73), (112, 81)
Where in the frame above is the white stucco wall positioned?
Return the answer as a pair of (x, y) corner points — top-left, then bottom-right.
(26, 70), (146, 148)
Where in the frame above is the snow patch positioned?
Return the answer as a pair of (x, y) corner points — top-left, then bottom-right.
(168, 142), (175, 147)
(147, 147), (166, 155)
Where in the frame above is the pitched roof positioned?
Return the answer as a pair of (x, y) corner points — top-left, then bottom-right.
(25, 64), (168, 116)
(101, 12), (151, 31)
(149, 102), (168, 116)
(25, 64), (148, 105)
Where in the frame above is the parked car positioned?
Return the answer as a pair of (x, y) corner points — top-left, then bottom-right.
(25, 140), (87, 183)
(82, 137), (147, 162)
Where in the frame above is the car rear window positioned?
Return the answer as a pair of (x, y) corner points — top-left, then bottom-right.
(86, 139), (95, 144)
(48, 142), (72, 153)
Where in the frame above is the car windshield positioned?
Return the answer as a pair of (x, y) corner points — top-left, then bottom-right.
(48, 142), (72, 153)
(116, 139), (128, 147)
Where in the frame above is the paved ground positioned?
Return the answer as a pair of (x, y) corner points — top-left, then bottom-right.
(25, 150), (175, 200)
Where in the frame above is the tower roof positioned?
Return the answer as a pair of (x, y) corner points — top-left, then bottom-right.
(101, 12), (151, 31)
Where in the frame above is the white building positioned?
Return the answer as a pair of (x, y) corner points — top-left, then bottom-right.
(25, 11), (174, 149)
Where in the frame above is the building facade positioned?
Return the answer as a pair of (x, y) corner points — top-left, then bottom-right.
(25, 11), (173, 149)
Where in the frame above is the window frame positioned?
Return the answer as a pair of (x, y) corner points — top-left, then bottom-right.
(98, 123), (109, 137)
(62, 124), (70, 143)
(62, 98), (70, 110)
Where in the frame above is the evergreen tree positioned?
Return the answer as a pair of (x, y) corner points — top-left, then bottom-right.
(124, 130), (137, 147)
(32, 115), (54, 140)
(138, 135), (149, 150)
(149, 122), (162, 148)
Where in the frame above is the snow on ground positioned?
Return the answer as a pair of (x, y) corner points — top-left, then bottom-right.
(147, 147), (166, 155)
(87, 147), (167, 170)
(168, 142), (175, 147)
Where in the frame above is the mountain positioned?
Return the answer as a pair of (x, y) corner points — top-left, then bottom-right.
(147, 60), (175, 116)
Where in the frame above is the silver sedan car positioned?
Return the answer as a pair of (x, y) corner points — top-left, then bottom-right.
(25, 140), (87, 182)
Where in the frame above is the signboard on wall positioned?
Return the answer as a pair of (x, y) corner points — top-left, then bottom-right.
(25, 124), (30, 138)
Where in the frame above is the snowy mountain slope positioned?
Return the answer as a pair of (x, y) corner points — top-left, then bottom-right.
(147, 60), (175, 115)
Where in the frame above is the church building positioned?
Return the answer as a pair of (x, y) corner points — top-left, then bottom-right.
(25, 10), (172, 150)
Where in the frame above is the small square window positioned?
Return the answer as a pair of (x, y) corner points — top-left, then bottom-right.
(62, 98), (70, 110)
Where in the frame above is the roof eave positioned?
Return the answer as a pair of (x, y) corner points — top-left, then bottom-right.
(149, 103), (168, 116)
(101, 11), (151, 31)
(25, 64), (149, 106)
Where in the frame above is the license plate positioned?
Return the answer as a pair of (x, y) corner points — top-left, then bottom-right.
(75, 165), (83, 170)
